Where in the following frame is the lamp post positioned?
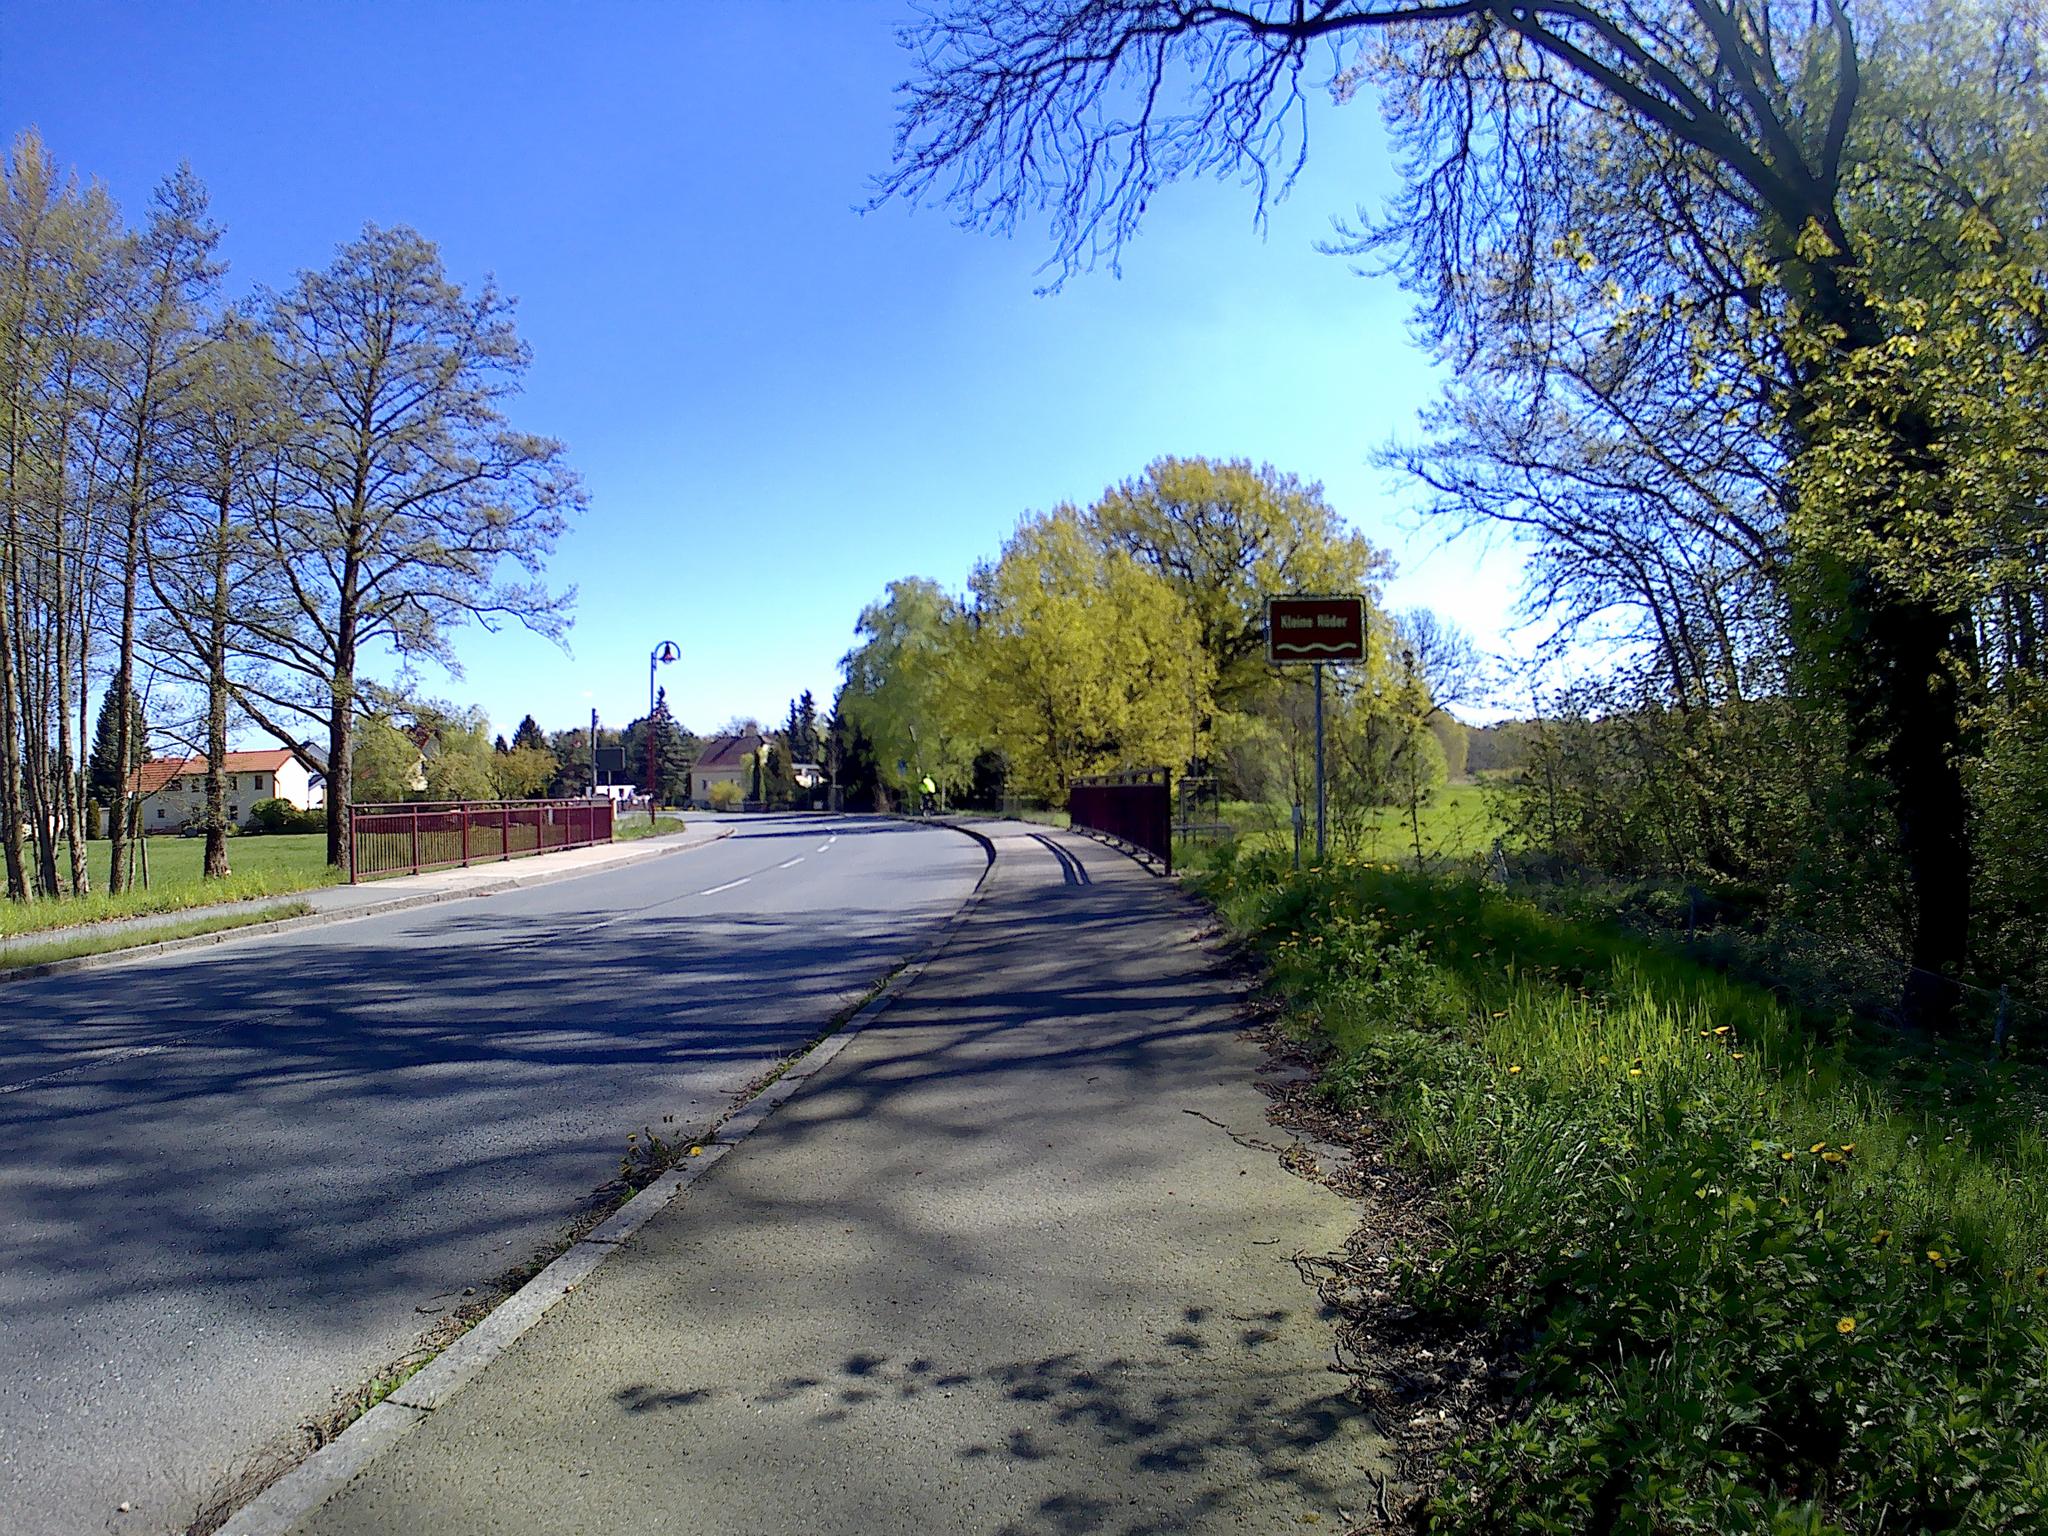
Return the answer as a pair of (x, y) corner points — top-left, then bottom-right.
(648, 641), (679, 822)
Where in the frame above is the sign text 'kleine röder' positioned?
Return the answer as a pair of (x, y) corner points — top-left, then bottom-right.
(1265, 595), (1367, 664)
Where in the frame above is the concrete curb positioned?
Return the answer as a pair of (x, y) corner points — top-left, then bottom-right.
(0, 829), (735, 988)
(219, 818), (1000, 1536)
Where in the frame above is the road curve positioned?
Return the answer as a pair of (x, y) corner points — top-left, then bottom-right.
(0, 815), (984, 1536)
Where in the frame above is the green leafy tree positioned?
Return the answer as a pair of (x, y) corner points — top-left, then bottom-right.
(350, 715), (424, 803)
(840, 577), (977, 799)
(232, 225), (582, 866)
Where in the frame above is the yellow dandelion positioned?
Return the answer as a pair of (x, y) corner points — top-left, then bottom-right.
(1873, 1229), (1891, 1246)
(1508, 1065), (1523, 1075)
(1810, 1143), (1827, 1155)
(1732, 1053), (1745, 1060)
(1839, 1144), (1855, 1153)
(1927, 1250), (1947, 1269)
(1780, 1151), (1796, 1161)
(1822, 1151), (1845, 1164)
(1628, 1067), (1644, 1078)
(1836, 1317), (1857, 1335)
(688, 1146), (703, 1157)
(1713, 1026), (1732, 1037)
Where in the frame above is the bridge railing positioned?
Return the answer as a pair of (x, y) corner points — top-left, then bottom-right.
(1067, 768), (1172, 874)
(348, 798), (614, 883)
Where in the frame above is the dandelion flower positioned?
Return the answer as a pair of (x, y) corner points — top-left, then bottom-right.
(1839, 1144), (1855, 1153)
(1822, 1151), (1845, 1164)
(1836, 1317), (1857, 1335)
(1810, 1143), (1827, 1155)
(1732, 1053), (1745, 1061)
(1780, 1151), (1797, 1161)
(688, 1146), (703, 1157)
(1629, 1068), (1644, 1078)
(1508, 1065), (1523, 1075)
(1927, 1250), (1947, 1268)
(1713, 1026), (1732, 1036)
(1873, 1229), (1891, 1246)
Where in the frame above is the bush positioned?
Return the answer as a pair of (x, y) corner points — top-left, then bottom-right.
(707, 780), (744, 812)
(248, 797), (325, 835)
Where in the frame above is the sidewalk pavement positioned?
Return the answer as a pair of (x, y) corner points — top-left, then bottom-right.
(0, 819), (733, 960)
(282, 821), (1387, 1536)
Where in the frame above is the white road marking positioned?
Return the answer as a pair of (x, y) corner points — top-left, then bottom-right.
(701, 878), (750, 895)
(777, 857), (804, 869)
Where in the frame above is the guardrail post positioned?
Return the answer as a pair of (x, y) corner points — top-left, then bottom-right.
(461, 806), (471, 869)
(410, 807), (421, 875)
(502, 803), (511, 861)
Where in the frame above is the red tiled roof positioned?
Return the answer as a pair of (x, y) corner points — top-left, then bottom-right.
(130, 750), (297, 794)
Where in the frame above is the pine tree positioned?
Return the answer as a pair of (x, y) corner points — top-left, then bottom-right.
(87, 691), (147, 809)
(511, 714), (546, 752)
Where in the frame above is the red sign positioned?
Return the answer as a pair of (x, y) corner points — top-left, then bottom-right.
(1266, 595), (1366, 664)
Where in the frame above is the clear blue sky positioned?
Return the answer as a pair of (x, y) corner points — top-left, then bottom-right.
(1, 0), (1528, 740)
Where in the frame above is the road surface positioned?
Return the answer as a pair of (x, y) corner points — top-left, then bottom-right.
(0, 815), (983, 1536)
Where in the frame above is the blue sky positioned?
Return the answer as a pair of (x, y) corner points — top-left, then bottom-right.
(1, 0), (1528, 739)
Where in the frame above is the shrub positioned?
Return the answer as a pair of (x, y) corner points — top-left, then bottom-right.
(708, 779), (743, 812)
(1193, 848), (2048, 1533)
(248, 797), (325, 834)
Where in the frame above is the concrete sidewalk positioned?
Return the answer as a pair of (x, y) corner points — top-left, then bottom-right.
(281, 822), (1385, 1535)
(0, 819), (733, 962)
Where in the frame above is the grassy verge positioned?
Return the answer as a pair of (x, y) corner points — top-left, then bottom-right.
(1192, 844), (2048, 1533)
(0, 900), (316, 973)
(612, 811), (694, 842)
(3, 834), (337, 940)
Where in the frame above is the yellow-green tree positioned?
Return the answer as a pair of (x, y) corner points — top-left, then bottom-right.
(973, 507), (1212, 800)
(1087, 457), (1391, 711)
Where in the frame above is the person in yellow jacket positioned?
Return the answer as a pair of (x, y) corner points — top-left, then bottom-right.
(920, 774), (937, 816)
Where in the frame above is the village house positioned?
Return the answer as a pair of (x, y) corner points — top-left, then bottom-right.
(131, 747), (326, 833)
(689, 731), (763, 807)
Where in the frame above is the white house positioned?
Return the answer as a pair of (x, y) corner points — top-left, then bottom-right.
(690, 731), (763, 806)
(131, 748), (324, 833)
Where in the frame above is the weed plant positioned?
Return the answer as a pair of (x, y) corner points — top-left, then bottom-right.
(1194, 844), (2048, 1534)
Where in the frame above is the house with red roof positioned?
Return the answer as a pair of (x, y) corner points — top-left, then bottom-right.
(130, 747), (326, 833)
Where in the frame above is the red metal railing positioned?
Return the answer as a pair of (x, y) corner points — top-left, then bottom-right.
(348, 798), (615, 883)
(1067, 768), (1172, 874)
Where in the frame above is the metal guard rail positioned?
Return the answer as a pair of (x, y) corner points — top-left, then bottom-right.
(348, 798), (615, 882)
(1067, 767), (1173, 874)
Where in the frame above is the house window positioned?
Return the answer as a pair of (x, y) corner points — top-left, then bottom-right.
(155, 807), (165, 820)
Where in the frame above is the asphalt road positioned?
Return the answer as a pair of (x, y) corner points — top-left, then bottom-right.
(0, 815), (985, 1536)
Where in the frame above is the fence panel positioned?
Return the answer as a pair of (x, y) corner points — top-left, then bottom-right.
(349, 799), (615, 882)
(1067, 768), (1172, 874)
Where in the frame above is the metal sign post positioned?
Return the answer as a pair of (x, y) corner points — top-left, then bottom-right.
(1267, 595), (1367, 869)
(1314, 662), (1326, 863)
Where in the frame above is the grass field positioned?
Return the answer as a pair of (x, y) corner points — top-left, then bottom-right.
(1192, 847), (2048, 1532)
(1, 834), (339, 940)
(1191, 781), (1501, 866)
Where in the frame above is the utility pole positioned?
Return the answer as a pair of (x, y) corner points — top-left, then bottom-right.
(589, 708), (598, 799)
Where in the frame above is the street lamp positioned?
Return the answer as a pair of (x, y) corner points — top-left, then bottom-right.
(648, 641), (679, 821)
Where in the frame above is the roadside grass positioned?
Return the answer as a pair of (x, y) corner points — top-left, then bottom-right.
(612, 810), (693, 842)
(0, 900), (315, 972)
(1192, 843), (2048, 1533)
(2, 834), (337, 940)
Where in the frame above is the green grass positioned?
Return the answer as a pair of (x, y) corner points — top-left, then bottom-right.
(1, 834), (338, 939)
(1192, 782), (1501, 866)
(0, 899), (316, 972)
(1192, 844), (2048, 1534)
(611, 811), (694, 842)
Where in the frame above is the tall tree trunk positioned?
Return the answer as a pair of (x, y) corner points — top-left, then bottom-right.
(202, 479), (232, 880)
(0, 588), (28, 899)
(109, 473), (144, 893)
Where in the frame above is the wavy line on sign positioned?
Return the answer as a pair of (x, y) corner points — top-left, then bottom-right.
(1272, 641), (1359, 655)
